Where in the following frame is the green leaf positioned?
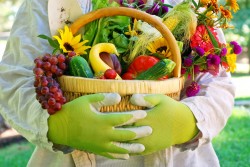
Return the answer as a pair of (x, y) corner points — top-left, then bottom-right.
(205, 25), (219, 48)
(191, 0), (198, 8)
(52, 48), (58, 55)
(38, 34), (59, 49)
(162, 4), (173, 8)
(48, 39), (59, 48)
(38, 34), (52, 40)
(110, 31), (129, 54)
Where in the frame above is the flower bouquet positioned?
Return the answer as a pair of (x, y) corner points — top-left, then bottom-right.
(33, 0), (242, 114)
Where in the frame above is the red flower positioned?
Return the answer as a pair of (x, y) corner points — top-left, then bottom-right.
(190, 25), (219, 52)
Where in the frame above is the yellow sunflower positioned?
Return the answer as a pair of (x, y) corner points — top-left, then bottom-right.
(147, 37), (171, 58)
(225, 0), (239, 13)
(53, 26), (91, 55)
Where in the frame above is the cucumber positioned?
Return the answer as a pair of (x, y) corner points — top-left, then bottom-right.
(136, 59), (176, 80)
(69, 56), (94, 78)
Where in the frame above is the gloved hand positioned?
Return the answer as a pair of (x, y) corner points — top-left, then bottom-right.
(129, 94), (199, 155)
(47, 93), (152, 159)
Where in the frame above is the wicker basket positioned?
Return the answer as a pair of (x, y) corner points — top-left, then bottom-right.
(58, 7), (184, 112)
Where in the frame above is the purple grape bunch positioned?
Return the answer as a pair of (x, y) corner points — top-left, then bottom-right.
(33, 53), (70, 115)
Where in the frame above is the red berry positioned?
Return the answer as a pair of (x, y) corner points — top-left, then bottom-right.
(49, 85), (58, 93)
(34, 58), (41, 64)
(54, 92), (63, 101)
(45, 71), (53, 77)
(35, 87), (42, 94)
(58, 63), (67, 70)
(48, 108), (57, 115)
(104, 69), (117, 79)
(50, 56), (58, 65)
(43, 62), (51, 71)
(34, 80), (40, 87)
(68, 51), (76, 57)
(41, 80), (48, 87)
(59, 97), (67, 104)
(38, 96), (46, 103)
(41, 101), (49, 109)
(57, 54), (66, 63)
(33, 68), (44, 75)
(55, 69), (63, 76)
(42, 54), (51, 62)
(41, 87), (49, 95)
(35, 59), (43, 68)
(54, 103), (62, 111)
(50, 65), (58, 73)
(48, 98), (56, 106)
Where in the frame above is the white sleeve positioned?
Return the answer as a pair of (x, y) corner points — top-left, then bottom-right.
(0, 0), (55, 152)
(180, 67), (235, 149)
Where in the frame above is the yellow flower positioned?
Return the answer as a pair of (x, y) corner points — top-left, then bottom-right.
(125, 19), (138, 37)
(220, 6), (233, 19)
(200, 0), (211, 7)
(226, 47), (237, 72)
(147, 37), (171, 58)
(226, 0), (240, 13)
(211, 0), (220, 13)
(205, 11), (217, 26)
(53, 26), (91, 55)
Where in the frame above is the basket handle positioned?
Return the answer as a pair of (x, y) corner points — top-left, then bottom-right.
(70, 7), (181, 77)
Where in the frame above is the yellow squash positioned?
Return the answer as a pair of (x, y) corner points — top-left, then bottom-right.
(89, 43), (122, 79)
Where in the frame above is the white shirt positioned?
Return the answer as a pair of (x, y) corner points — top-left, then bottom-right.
(0, 0), (235, 167)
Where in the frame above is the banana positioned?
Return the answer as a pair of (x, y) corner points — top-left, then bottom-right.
(89, 43), (122, 79)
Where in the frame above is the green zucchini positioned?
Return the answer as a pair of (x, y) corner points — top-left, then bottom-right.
(69, 56), (94, 78)
(136, 59), (176, 80)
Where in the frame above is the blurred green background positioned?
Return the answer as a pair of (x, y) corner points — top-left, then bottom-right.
(0, 0), (249, 167)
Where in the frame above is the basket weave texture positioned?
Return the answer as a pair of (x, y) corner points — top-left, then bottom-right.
(58, 7), (184, 112)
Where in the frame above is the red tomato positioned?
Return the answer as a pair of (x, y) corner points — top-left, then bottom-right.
(104, 69), (117, 79)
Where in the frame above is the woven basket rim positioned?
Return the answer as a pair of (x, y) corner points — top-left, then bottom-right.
(58, 75), (185, 96)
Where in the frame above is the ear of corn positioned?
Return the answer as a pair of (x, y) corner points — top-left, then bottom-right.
(163, 16), (180, 32)
(162, 1), (197, 43)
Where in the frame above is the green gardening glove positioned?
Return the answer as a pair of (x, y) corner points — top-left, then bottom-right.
(129, 94), (199, 155)
(47, 93), (152, 159)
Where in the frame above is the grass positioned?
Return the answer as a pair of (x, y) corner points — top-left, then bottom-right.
(0, 141), (35, 167)
(213, 108), (250, 167)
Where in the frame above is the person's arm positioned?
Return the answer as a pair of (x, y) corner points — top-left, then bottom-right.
(0, 0), (55, 151)
(179, 67), (235, 150)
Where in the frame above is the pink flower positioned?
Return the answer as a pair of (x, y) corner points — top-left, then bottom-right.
(183, 57), (193, 67)
(190, 25), (219, 52)
(186, 82), (200, 97)
(220, 48), (227, 56)
(207, 54), (221, 76)
(195, 47), (205, 56)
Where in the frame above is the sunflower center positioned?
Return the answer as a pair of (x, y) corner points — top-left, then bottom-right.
(157, 46), (168, 53)
(64, 42), (74, 51)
